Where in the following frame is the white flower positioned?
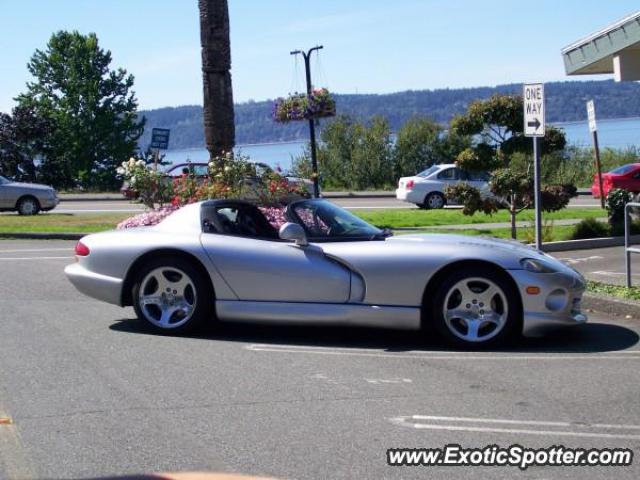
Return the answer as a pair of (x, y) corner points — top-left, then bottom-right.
(224, 166), (231, 172)
(128, 158), (136, 167)
(130, 175), (137, 185)
(137, 159), (145, 167)
(116, 167), (125, 175)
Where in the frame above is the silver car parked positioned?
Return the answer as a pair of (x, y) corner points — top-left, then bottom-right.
(65, 199), (587, 347)
(0, 175), (59, 215)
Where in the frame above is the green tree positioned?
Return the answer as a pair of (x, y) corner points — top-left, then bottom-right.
(393, 116), (470, 178)
(447, 94), (576, 239)
(0, 106), (52, 182)
(16, 31), (144, 189)
(296, 115), (394, 190)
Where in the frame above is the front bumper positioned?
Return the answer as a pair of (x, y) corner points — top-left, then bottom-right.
(40, 195), (60, 210)
(508, 269), (587, 337)
(65, 262), (123, 306)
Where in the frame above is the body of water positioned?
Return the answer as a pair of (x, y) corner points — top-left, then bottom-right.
(162, 117), (640, 172)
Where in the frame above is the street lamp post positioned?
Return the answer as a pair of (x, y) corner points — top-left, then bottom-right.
(290, 45), (323, 198)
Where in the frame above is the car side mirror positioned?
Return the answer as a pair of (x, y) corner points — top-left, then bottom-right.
(279, 222), (308, 247)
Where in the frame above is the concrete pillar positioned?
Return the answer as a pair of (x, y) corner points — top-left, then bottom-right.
(614, 50), (640, 81)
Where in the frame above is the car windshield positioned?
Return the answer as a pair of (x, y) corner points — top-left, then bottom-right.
(610, 164), (637, 175)
(416, 165), (440, 178)
(289, 199), (384, 241)
(0, 175), (7, 184)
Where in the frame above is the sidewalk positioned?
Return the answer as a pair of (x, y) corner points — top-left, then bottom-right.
(58, 188), (594, 201)
(394, 218), (607, 231)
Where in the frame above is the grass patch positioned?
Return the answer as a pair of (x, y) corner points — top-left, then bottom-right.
(0, 213), (130, 234)
(587, 280), (640, 302)
(587, 280), (640, 301)
(393, 225), (576, 242)
(354, 207), (605, 229)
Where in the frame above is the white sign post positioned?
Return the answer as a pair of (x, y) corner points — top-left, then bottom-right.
(587, 100), (604, 208)
(523, 83), (546, 250)
(587, 100), (597, 133)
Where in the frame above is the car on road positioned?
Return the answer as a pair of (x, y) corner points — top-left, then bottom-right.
(65, 198), (586, 347)
(396, 164), (490, 209)
(0, 175), (59, 215)
(591, 162), (640, 199)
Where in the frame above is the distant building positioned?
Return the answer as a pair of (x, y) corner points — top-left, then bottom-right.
(562, 11), (640, 81)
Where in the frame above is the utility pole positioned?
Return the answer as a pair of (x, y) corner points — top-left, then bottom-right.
(291, 45), (323, 198)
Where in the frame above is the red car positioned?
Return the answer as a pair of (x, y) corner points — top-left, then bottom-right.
(591, 163), (640, 198)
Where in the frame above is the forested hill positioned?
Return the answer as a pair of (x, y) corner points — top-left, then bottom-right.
(138, 80), (640, 150)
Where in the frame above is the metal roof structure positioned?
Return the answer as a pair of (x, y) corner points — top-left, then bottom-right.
(562, 11), (640, 81)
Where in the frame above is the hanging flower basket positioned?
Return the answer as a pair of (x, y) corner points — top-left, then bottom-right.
(273, 88), (336, 123)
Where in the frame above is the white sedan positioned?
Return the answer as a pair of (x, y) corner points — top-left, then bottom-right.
(396, 164), (490, 209)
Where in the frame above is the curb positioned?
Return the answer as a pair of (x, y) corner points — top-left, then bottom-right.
(582, 292), (640, 320)
(537, 235), (640, 252)
(0, 232), (84, 240)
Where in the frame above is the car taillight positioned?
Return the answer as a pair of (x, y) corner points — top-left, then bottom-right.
(75, 241), (90, 257)
(406, 180), (414, 190)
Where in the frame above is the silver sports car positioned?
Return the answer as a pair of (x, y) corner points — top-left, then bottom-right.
(65, 199), (587, 347)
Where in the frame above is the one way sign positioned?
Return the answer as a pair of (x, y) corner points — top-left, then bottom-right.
(523, 83), (545, 137)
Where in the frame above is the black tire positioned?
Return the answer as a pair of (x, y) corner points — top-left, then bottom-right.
(131, 257), (214, 334)
(17, 196), (40, 216)
(428, 266), (520, 348)
(423, 192), (446, 210)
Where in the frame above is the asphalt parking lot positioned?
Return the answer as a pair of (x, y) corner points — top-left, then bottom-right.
(0, 240), (639, 479)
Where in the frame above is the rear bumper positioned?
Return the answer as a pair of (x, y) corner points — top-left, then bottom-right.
(395, 188), (425, 204)
(65, 262), (123, 306)
(508, 269), (587, 337)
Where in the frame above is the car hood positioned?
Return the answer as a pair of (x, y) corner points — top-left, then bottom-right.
(321, 232), (565, 273)
(4, 181), (53, 191)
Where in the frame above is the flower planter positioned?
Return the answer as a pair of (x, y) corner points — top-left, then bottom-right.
(273, 88), (336, 123)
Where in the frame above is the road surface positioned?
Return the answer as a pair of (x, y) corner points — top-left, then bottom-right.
(0, 240), (638, 479)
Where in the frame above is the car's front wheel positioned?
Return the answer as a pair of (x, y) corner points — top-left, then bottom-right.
(17, 196), (40, 215)
(430, 266), (519, 348)
(422, 192), (446, 209)
(132, 258), (213, 334)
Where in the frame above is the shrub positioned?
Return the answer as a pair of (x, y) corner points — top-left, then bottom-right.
(570, 218), (611, 240)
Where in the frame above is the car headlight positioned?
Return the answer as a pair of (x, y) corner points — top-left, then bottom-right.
(520, 258), (558, 273)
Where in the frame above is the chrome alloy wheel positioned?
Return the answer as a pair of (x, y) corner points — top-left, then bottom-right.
(442, 277), (508, 343)
(427, 193), (444, 209)
(18, 198), (38, 215)
(137, 267), (197, 329)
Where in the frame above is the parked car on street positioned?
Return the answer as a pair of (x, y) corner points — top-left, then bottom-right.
(0, 175), (59, 215)
(65, 198), (587, 347)
(591, 163), (640, 199)
(396, 164), (490, 209)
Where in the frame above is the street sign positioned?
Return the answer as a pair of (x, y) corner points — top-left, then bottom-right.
(587, 100), (597, 133)
(150, 128), (171, 150)
(523, 83), (545, 137)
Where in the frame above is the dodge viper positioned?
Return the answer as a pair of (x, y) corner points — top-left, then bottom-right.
(65, 199), (587, 346)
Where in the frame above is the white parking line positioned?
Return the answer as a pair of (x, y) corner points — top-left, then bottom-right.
(390, 415), (640, 440)
(0, 256), (71, 261)
(246, 344), (640, 361)
(0, 248), (72, 253)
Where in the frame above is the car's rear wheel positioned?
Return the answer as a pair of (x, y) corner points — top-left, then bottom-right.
(132, 258), (213, 334)
(423, 192), (446, 209)
(430, 266), (519, 348)
(17, 196), (40, 215)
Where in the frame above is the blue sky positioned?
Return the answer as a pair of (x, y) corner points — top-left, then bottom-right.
(0, 1), (638, 112)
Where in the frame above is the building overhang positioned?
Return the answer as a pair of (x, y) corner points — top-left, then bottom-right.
(562, 11), (640, 81)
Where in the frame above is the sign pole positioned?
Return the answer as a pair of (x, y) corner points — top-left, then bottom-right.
(533, 136), (542, 249)
(587, 100), (604, 209)
(523, 83), (545, 250)
(592, 131), (604, 209)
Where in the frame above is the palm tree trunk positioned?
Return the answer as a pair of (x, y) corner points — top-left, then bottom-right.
(199, 0), (235, 161)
